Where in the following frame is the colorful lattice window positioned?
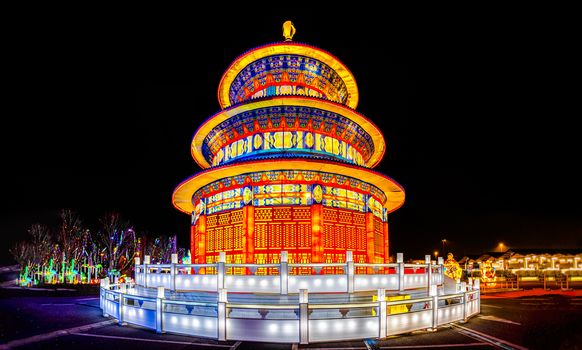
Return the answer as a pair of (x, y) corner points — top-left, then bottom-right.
(224, 226), (233, 251)
(323, 224), (333, 248)
(283, 223), (297, 248)
(269, 223), (282, 248)
(335, 225), (345, 249)
(255, 224), (267, 248)
(357, 227), (366, 250)
(298, 223), (311, 248)
(234, 225), (242, 249)
(293, 207), (310, 220)
(255, 208), (272, 221)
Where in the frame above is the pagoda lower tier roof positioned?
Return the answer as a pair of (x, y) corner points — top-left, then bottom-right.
(172, 159), (405, 215)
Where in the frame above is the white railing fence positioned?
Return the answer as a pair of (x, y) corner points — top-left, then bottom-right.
(100, 279), (480, 344)
(134, 252), (445, 294)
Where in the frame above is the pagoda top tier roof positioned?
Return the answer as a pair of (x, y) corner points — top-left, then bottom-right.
(217, 42), (359, 109)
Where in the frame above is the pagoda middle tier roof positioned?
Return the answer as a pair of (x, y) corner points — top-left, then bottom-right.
(192, 96), (386, 169)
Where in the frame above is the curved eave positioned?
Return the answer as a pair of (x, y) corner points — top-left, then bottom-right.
(191, 96), (386, 169)
(172, 159), (405, 215)
(217, 42), (359, 109)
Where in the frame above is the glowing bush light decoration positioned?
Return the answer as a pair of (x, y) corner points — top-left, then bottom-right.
(172, 23), (405, 271)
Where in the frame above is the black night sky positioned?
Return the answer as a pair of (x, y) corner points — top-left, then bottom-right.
(2, 10), (580, 264)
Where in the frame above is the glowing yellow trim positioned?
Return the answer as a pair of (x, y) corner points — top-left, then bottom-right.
(172, 160), (404, 215)
(217, 43), (359, 109)
(192, 97), (385, 169)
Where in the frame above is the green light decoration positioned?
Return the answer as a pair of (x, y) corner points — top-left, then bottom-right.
(61, 258), (66, 284)
(66, 258), (79, 284)
(46, 258), (56, 284)
(183, 250), (191, 264)
(20, 266), (32, 286)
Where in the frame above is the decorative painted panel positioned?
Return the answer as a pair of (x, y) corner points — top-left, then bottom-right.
(228, 54), (349, 106)
(192, 170), (387, 218)
(202, 106), (375, 166)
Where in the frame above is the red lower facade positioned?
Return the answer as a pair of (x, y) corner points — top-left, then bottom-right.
(191, 205), (389, 273)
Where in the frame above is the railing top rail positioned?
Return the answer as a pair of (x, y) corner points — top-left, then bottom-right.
(438, 293), (464, 300)
(354, 263), (398, 267)
(289, 263), (345, 267)
(175, 264), (216, 268)
(163, 299), (216, 307)
(309, 302), (378, 309)
(104, 283), (129, 289)
(225, 264), (279, 268)
(386, 297), (432, 306)
(137, 262), (446, 269)
(121, 294), (157, 302)
(403, 264), (429, 268)
(226, 303), (299, 310)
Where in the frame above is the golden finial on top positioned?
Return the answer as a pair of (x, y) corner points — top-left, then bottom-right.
(282, 20), (296, 41)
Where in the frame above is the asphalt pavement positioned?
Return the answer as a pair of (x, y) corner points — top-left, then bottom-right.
(1, 290), (581, 349)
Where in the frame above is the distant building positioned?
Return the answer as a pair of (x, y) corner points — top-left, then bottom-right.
(459, 249), (582, 273)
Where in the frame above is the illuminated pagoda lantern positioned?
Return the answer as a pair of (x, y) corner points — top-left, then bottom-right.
(172, 21), (405, 272)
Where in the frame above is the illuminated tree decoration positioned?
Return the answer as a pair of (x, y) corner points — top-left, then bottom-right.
(172, 23), (405, 271)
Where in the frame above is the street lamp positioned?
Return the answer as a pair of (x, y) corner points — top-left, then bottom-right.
(434, 251), (439, 259)
(498, 242), (505, 252)
(441, 239), (447, 254)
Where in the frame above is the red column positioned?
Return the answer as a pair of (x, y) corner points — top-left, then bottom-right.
(365, 213), (375, 265)
(243, 205), (255, 266)
(383, 220), (389, 263)
(311, 204), (324, 263)
(190, 224), (196, 263)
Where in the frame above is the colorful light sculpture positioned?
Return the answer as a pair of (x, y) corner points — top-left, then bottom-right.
(481, 261), (496, 284)
(172, 22), (405, 270)
(444, 253), (462, 282)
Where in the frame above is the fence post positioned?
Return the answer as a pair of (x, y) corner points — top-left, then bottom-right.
(378, 289), (387, 338)
(346, 251), (354, 293)
(118, 283), (127, 326)
(397, 253), (404, 292)
(280, 251), (289, 295)
(437, 257), (444, 285)
(462, 291), (468, 322)
(217, 252), (226, 291)
(134, 257), (141, 285)
(425, 255), (431, 295)
(156, 286), (165, 333)
(144, 255), (150, 288)
(218, 288), (227, 341)
(171, 253), (178, 291)
(101, 277), (109, 316)
(299, 289), (309, 344)
(473, 279), (480, 314)
(430, 285), (438, 331)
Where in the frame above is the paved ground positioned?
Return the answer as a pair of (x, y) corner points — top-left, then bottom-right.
(1, 289), (581, 349)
